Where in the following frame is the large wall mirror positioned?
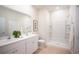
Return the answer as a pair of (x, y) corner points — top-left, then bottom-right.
(0, 17), (7, 37)
(0, 6), (32, 37)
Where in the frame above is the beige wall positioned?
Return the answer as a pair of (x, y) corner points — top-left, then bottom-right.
(37, 9), (50, 41)
(72, 6), (79, 53)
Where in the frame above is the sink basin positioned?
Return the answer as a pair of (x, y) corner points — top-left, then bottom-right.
(0, 36), (9, 40)
(0, 36), (17, 46)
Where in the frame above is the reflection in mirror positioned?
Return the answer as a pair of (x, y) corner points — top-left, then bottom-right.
(0, 6), (32, 38)
(0, 17), (6, 37)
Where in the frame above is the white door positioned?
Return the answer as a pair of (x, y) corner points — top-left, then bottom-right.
(51, 10), (67, 44)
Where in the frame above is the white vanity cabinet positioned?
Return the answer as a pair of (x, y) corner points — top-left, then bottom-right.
(26, 35), (39, 54)
(0, 34), (39, 54)
(0, 40), (25, 54)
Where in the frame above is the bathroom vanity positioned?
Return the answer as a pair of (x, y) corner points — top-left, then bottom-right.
(0, 34), (39, 54)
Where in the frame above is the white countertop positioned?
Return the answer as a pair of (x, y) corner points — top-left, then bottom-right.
(0, 34), (38, 47)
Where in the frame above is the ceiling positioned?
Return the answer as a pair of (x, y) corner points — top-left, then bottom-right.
(33, 5), (70, 11)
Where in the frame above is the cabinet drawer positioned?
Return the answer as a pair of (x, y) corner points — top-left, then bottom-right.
(0, 40), (25, 54)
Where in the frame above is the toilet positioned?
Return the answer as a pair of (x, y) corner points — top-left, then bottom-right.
(38, 39), (46, 49)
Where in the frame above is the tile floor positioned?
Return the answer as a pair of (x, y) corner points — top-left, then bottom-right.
(34, 45), (71, 54)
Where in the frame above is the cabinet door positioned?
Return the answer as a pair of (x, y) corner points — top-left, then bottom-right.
(0, 40), (25, 54)
(26, 38), (34, 54)
(31, 36), (39, 53)
(13, 40), (25, 54)
(26, 35), (39, 54)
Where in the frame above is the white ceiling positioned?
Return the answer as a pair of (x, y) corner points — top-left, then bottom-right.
(33, 5), (70, 11)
